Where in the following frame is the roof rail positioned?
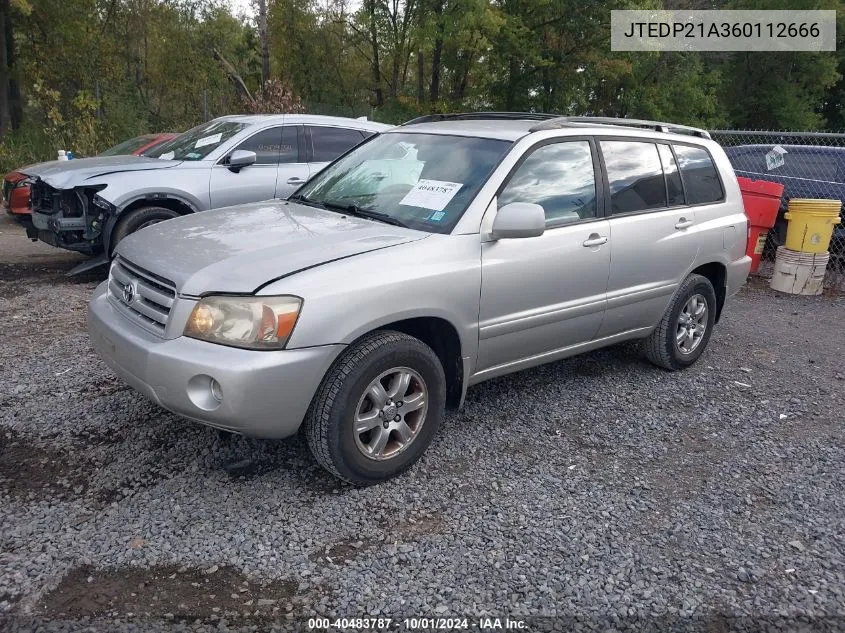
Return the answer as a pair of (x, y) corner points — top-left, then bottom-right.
(528, 116), (711, 139)
(402, 112), (559, 126)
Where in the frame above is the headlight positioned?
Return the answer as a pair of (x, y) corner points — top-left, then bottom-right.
(13, 177), (33, 189)
(184, 295), (302, 350)
(91, 194), (113, 211)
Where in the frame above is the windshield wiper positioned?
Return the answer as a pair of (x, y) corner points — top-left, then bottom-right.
(322, 201), (409, 228)
(288, 193), (327, 209)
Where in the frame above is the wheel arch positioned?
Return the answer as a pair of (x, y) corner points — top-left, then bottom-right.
(353, 316), (465, 410)
(105, 195), (198, 253)
(690, 261), (727, 322)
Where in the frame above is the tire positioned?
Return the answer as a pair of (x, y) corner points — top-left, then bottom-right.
(304, 330), (446, 485)
(642, 273), (717, 371)
(109, 206), (180, 255)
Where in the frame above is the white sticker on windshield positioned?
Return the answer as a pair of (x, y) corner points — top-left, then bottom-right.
(194, 133), (222, 149)
(399, 179), (462, 211)
(158, 151), (175, 160)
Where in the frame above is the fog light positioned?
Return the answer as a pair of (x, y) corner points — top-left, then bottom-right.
(210, 378), (223, 402)
(187, 374), (224, 411)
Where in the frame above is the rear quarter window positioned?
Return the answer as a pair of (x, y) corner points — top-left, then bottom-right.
(674, 145), (724, 205)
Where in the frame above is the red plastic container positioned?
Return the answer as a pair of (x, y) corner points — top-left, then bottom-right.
(737, 176), (784, 273)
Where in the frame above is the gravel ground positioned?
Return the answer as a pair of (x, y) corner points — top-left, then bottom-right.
(1, 214), (844, 632)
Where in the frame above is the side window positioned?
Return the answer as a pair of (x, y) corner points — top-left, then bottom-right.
(278, 126), (299, 163)
(673, 144), (723, 204)
(499, 141), (597, 225)
(658, 144), (685, 206)
(309, 126), (365, 163)
(600, 141), (666, 214)
(234, 127), (284, 165)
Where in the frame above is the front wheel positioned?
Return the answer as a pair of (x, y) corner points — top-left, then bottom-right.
(304, 330), (446, 485)
(642, 273), (717, 371)
(109, 206), (180, 255)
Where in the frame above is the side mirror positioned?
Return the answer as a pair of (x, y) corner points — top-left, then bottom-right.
(491, 202), (545, 239)
(227, 149), (257, 172)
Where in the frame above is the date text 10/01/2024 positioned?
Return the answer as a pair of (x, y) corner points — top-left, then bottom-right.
(307, 617), (528, 630)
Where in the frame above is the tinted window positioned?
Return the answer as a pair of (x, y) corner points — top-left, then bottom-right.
(658, 144), (685, 206)
(674, 144), (723, 204)
(235, 126), (298, 164)
(309, 126), (365, 162)
(499, 141), (596, 224)
(601, 141), (666, 214)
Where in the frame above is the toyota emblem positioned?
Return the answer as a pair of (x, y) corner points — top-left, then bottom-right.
(122, 283), (135, 304)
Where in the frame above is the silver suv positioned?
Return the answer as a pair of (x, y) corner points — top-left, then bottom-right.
(88, 114), (751, 485)
(24, 114), (389, 272)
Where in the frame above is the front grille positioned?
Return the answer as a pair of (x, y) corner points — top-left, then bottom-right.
(108, 258), (176, 335)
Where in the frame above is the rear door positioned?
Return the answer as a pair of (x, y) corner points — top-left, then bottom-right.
(596, 139), (703, 337)
(305, 126), (370, 179)
(274, 125), (309, 198)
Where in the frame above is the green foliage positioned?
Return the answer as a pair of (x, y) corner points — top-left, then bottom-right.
(1, 0), (845, 175)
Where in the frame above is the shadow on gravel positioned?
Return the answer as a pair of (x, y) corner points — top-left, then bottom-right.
(0, 261), (106, 286)
(36, 564), (297, 621)
(0, 428), (92, 501)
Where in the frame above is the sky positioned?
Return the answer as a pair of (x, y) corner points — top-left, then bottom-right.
(226, 0), (256, 19)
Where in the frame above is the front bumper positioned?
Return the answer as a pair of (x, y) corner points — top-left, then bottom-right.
(88, 282), (343, 438)
(32, 210), (99, 254)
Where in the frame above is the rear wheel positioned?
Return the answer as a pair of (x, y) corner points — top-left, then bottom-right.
(642, 273), (717, 371)
(304, 330), (446, 485)
(109, 206), (180, 255)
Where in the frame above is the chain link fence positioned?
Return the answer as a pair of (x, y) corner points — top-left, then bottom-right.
(711, 130), (845, 291)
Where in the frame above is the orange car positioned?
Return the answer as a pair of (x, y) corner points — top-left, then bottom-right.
(3, 132), (177, 217)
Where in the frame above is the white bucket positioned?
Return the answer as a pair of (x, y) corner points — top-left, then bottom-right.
(769, 246), (829, 295)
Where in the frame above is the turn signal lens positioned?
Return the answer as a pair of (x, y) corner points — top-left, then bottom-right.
(184, 295), (302, 349)
(188, 304), (215, 335)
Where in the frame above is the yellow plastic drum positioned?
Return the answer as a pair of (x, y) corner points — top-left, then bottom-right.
(783, 198), (842, 254)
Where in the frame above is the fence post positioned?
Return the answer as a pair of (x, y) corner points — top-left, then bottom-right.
(203, 90), (209, 122)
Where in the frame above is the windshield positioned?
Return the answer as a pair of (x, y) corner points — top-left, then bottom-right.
(100, 135), (155, 156)
(294, 132), (512, 233)
(145, 121), (247, 161)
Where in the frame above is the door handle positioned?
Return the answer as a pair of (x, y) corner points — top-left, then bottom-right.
(582, 234), (608, 247)
(287, 177), (306, 185)
(675, 218), (694, 230)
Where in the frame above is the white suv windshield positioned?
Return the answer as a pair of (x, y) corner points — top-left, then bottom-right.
(292, 132), (511, 233)
(146, 120), (247, 161)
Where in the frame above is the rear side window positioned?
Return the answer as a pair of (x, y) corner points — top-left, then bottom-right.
(657, 144), (685, 206)
(499, 141), (597, 224)
(309, 126), (365, 162)
(673, 145), (723, 204)
(600, 141), (666, 214)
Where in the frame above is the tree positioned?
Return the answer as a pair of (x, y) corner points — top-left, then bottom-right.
(258, 0), (270, 88)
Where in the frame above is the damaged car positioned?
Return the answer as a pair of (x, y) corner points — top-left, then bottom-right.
(25, 114), (389, 274)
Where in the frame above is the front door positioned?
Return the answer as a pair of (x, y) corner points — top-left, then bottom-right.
(210, 126), (283, 208)
(477, 139), (611, 373)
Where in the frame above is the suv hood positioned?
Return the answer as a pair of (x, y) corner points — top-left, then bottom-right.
(22, 156), (182, 189)
(116, 200), (427, 295)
